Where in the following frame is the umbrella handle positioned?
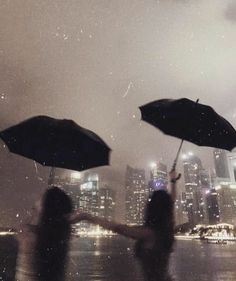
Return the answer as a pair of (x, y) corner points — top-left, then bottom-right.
(171, 139), (184, 171)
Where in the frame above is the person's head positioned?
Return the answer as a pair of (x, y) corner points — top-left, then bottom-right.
(144, 190), (174, 230)
(39, 186), (73, 226)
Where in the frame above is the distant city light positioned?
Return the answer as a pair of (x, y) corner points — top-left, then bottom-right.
(150, 162), (157, 168)
(0, 232), (15, 236)
(71, 172), (81, 180)
(182, 154), (187, 160)
(0, 93), (6, 100)
(230, 184), (236, 189)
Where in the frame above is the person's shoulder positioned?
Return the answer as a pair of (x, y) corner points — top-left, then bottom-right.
(17, 224), (37, 239)
(17, 224), (38, 249)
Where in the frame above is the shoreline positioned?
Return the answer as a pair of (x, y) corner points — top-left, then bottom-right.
(175, 234), (236, 242)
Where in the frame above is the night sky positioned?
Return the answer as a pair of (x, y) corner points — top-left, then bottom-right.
(1, 0), (236, 225)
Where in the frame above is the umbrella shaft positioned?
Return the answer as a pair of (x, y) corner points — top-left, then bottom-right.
(172, 139), (184, 171)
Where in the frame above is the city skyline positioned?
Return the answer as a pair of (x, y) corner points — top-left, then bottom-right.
(1, 1), (236, 227)
(1, 138), (236, 227)
(54, 149), (236, 227)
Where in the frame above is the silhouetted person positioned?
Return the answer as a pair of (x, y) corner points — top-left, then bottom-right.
(71, 170), (179, 281)
(16, 187), (73, 281)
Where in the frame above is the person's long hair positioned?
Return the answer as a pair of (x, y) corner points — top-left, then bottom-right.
(144, 190), (174, 251)
(35, 187), (73, 281)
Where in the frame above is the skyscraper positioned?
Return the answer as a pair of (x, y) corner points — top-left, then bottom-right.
(205, 189), (220, 224)
(148, 161), (168, 192)
(216, 184), (236, 225)
(182, 153), (205, 226)
(99, 186), (115, 221)
(199, 169), (211, 189)
(213, 149), (230, 180)
(79, 173), (100, 216)
(226, 152), (236, 182)
(125, 165), (148, 225)
(55, 171), (81, 210)
(60, 172), (117, 233)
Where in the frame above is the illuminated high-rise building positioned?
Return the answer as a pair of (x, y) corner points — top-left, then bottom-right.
(216, 184), (236, 225)
(174, 194), (188, 226)
(148, 161), (168, 192)
(205, 189), (220, 224)
(226, 152), (236, 182)
(99, 186), (115, 221)
(79, 173), (100, 216)
(213, 149), (230, 180)
(199, 169), (211, 189)
(182, 153), (205, 226)
(125, 165), (148, 225)
(55, 171), (81, 209)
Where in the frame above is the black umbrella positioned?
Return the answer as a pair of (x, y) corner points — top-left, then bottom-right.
(0, 115), (111, 173)
(139, 98), (236, 169)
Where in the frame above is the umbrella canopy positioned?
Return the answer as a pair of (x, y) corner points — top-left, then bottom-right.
(139, 98), (236, 151)
(0, 115), (111, 172)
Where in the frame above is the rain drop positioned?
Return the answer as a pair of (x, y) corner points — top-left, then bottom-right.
(1, 93), (6, 100)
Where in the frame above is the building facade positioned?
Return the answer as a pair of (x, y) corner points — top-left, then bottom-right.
(216, 184), (236, 225)
(182, 153), (205, 226)
(148, 161), (168, 192)
(205, 188), (220, 224)
(99, 186), (115, 221)
(125, 165), (148, 225)
(213, 149), (230, 180)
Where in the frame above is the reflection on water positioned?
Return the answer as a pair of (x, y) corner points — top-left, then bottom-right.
(66, 237), (236, 281)
(172, 239), (236, 281)
(67, 236), (142, 281)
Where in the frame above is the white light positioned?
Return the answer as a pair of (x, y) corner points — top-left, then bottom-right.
(71, 172), (81, 180)
(188, 152), (193, 156)
(0, 232), (15, 236)
(150, 162), (157, 168)
(182, 154), (187, 160)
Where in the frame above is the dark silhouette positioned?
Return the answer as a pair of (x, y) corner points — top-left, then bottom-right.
(135, 190), (174, 281)
(16, 187), (73, 281)
(71, 170), (178, 281)
(0, 234), (18, 281)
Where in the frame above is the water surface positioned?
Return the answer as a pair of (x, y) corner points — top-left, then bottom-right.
(66, 237), (236, 281)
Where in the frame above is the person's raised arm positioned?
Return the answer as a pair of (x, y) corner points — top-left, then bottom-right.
(70, 212), (154, 241)
(169, 170), (180, 202)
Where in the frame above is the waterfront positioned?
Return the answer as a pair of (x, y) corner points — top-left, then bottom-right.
(66, 236), (236, 281)
(1, 235), (236, 281)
